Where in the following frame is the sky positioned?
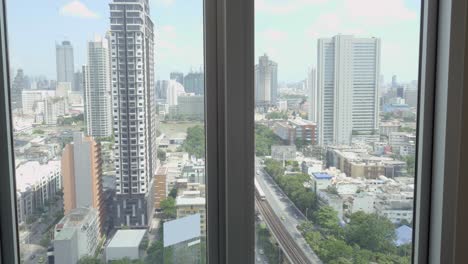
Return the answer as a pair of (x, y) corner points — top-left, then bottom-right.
(6, 0), (420, 83)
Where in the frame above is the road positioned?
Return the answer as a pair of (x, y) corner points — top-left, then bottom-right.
(256, 159), (322, 263)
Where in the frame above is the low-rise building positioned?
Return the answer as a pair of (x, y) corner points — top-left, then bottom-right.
(154, 166), (168, 210)
(389, 132), (416, 153)
(271, 145), (297, 161)
(176, 191), (206, 236)
(53, 207), (100, 264)
(311, 173), (333, 192)
(380, 121), (401, 137)
(105, 229), (147, 262)
(272, 118), (316, 145)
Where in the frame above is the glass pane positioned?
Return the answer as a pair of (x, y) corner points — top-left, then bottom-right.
(255, 0), (421, 263)
(7, 0), (206, 263)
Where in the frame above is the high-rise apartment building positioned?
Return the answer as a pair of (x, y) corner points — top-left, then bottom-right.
(83, 36), (113, 138)
(307, 68), (317, 122)
(184, 71), (204, 95)
(62, 132), (104, 233)
(11, 69), (29, 110)
(56, 41), (75, 89)
(317, 35), (381, 145)
(255, 54), (278, 107)
(170, 71), (184, 85)
(110, 0), (157, 227)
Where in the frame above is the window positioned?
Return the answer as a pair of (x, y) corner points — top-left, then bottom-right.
(254, 0), (421, 262)
(1, 0), (468, 264)
(3, 0), (206, 263)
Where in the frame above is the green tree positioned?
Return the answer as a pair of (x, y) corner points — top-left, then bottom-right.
(255, 124), (283, 156)
(160, 197), (176, 219)
(405, 155), (416, 176)
(265, 111), (288, 120)
(314, 206), (342, 236)
(168, 186), (178, 199)
(182, 125), (205, 158)
(157, 149), (167, 162)
(78, 256), (103, 264)
(145, 240), (164, 264)
(345, 212), (396, 254)
(32, 129), (45, 134)
(264, 159), (283, 178)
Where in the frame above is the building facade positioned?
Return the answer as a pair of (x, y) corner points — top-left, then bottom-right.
(11, 69), (29, 110)
(56, 41), (75, 90)
(83, 36), (113, 138)
(53, 207), (100, 264)
(170, 71), (184, 85)
(317, 35), (381, 145)
(62, 132), (105, 234)
(110, 0), (157, 227)
(183, 71), (204, 95)
(178, 95), (204, 120)
(16, 161), (61, 224)
(307, 68), (317, 122)
(255, 54), (278, 106)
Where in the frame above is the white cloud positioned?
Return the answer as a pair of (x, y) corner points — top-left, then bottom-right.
(160, 25), (177, 38)
(59, 1), (99, 19)
(344, 0), (417, 25)
(256, 0), (328, 15)
(305, 13), (367, 39)
(261, 29), (287, 41)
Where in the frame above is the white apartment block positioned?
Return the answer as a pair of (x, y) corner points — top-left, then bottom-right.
(21, 90), (55, 114)
(110, 0), (157, 227)
(83, 36), (113, 138)
(317, 35), (381, 145)
(16, 160), (61, 224)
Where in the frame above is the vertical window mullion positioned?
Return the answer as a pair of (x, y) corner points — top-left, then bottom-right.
(205, 0), (255, 263)
(0, 0), (20, 263)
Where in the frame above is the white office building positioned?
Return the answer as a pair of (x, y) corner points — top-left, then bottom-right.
(166, 80), (185, 106)
(110, 0), (157, 227)
(317, 35), (381, 145)
(83, 36), (113, 138)
(21, 90), (55, 115)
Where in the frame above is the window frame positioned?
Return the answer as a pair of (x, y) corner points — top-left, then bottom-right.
(0, 0), (468, 263)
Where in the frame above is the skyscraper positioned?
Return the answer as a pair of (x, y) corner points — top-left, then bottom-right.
(317, 35), (380, 145)
(183, 71), (204, 95)
(83, 36), (113, 138)
(74, 70), (83, 92)
(61, 132), (105, 234)
(255, 54), (278, 107)
(10, 69), (29, 110)
(170, 71), (184, 85)
(56, 41), (75, 89)
(110, 0), (157, 227)
(307, 68), (317, 122)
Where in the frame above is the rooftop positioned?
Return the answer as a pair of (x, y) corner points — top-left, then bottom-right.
(176, 196), (206, 206)
(107, 230), (147, 249)
(313, 173), (333, 180)
(16, 160), (60, 192)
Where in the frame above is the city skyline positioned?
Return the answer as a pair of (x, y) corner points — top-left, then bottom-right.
(7, 0), (419, 83)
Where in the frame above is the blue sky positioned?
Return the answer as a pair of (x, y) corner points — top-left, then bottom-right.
(6, 0), (420, 83)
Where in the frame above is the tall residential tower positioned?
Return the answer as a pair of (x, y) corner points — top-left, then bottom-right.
(109, 0), (157, 227)
(83, 36), (113, 138)
(56, 40), (75, 89)
(317, 35), (381, 145)
(255, 54), (278, 107)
